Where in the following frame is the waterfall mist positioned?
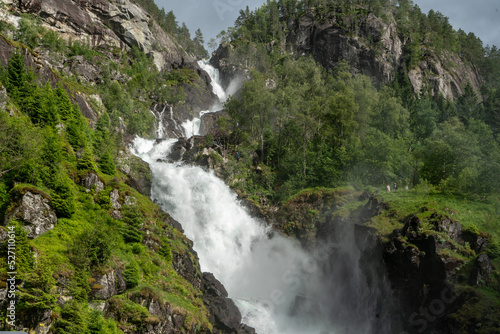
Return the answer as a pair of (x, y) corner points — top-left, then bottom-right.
(133, 61), (396, 333)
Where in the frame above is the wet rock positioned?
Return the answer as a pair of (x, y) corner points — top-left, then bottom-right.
(202, 272), (250, 333)
(166, 137), (191, 162)
(469, 254), (493, 286)
(4, 191), (57, 239)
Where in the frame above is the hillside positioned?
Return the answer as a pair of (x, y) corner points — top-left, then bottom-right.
(0, 0), (499, 333)
(0, 0), (252, 333)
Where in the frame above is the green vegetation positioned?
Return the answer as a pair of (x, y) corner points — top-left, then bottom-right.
(0, 17), (211, 332)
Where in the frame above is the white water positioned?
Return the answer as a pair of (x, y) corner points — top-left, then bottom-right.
(133, 138), (329, 333)
(198, 59), (227, 103)
(133, 62), (391, 333)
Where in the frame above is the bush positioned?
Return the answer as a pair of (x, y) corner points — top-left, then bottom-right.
(54, 301), (87, 334)
(121, 207), (143, 243)
(124, 260), (140, 289)
(69, 223), (114, 269)
(158, 240), (172, 264)
(51, 182), (75, 218)
(487, 241), (500, 259)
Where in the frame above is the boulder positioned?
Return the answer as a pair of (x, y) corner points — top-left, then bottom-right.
(90, 269), (126, 300)
(80, 172), (104, 193)
(116, 151), (152, 197)
(201, 272), (250, 333)
(5, 191), (57, 238)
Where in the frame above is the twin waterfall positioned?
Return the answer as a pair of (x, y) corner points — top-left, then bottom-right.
(133, 61), (388, 334)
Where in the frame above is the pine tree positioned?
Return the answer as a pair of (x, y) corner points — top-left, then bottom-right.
(6, 51), (26, 103)
(55, 85), (74, 121)
(98, 151), (115, 175)
(193, 28), (208, 59)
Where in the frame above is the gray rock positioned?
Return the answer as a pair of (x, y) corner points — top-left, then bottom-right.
(90, 270), (126, 300)
(80, 172), (105, 193)
(469, 253), (493, 286)
(109, 189), (121, 210)
(5, 191), (58, 239)
(124, 195), (137, 206)
(202, 272), (250, 333)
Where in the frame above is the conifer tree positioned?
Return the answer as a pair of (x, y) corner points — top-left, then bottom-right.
(98, 151), (115, 175)
(55, 85), (74, 121)
(6, 51), (26, 103)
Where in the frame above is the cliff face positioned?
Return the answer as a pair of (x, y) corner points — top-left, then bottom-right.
(12, 0), (192, 71)
(211, 10), (482, 101)
(290, 11), (483, 100)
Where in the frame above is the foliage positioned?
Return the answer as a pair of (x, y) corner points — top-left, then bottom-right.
(69, 221), (115, 270)
(124, 260), (141, 289)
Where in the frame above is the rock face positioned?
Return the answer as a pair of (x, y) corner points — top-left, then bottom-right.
(14, 0), (194, 71)
(116, 150), (152, 197)
(4, 191), (57, 238)
(201, 272), (255, 334)
(90, 269), (126, 300)
(211, 10), (482, 101)
(382, 209), (495, 332)
(287, 11), (482, 100)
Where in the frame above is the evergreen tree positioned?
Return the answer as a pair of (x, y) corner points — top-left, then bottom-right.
(6, 51), (26, 102)
(193, 28), (209, 59)
(98, 151), (115, 175)
(55, 85), (74, 121)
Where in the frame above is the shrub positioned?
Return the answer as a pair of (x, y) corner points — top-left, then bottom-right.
(51, 182), (75, 218)
(158, 240), (172, 264)
(124, 260), (140, 289)
(69, 223), (114, 269)
(121, 207), (143, 243)
(54, 301), (87, 334)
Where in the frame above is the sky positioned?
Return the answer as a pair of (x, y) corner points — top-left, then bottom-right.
(154, 0), (500, 50)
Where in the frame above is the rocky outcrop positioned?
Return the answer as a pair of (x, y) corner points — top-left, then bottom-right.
(116, 150), (152, 197)
(90, 269), (126, 300)
(201, 272), (255, 334)
(288, 11), (482, 100)
(79, 172), (105, 193)
(13, 0), (194, 71)
(4, 191), (57, 238)
(212, 9), (482, 101)
(105, 287), (195, 333)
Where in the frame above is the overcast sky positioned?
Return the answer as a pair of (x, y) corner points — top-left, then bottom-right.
(154, 0), (500, 50)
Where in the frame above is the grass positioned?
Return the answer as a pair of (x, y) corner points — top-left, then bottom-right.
(367, 187), (500, 241)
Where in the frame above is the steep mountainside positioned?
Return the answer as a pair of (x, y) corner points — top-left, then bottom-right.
(0, 0), (252, 333)
(211, 3), (483, 101)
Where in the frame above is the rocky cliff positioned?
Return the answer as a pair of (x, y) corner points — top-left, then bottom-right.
(211, 9), (482, 101)
(0, 1), (249, 333)
(12, 0), (191, 71)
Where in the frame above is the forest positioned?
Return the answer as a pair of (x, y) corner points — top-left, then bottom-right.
(210, 0), (500, 202)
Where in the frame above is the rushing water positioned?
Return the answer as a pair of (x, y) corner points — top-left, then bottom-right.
(133, 61), (393, 334)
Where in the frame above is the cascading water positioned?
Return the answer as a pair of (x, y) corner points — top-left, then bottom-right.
(133, 62), (394, 333)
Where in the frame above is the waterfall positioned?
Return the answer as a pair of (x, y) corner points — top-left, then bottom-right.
(133, 62), (392, 334)
(198, 59), (227, 103)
